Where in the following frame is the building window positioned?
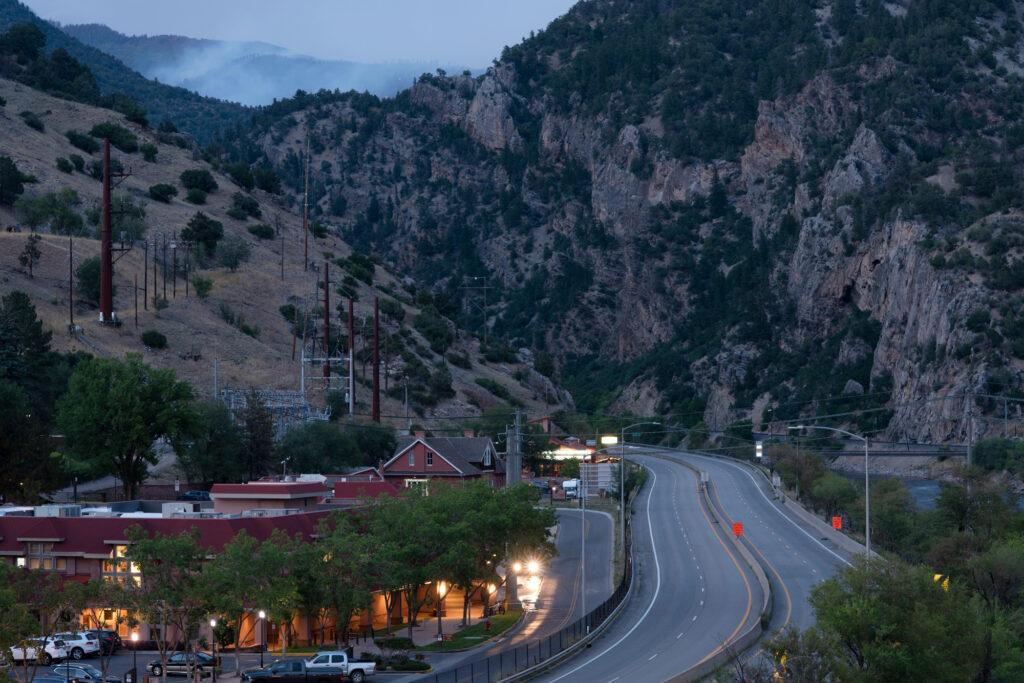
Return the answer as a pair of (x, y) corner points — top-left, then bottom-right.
(15, 557), (26, 568)
(426, 451), (434, 466)
(24, 542), (66, 571)
(102, 545), (141, 586)
(408, 450), (415, 467)
(405, 478), (429, 496)
(483, 449), (492, 467)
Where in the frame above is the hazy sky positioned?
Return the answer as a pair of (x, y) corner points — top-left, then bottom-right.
(23, 0), (577, 66)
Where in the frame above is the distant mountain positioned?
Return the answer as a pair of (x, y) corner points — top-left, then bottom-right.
(62, 23), (469, 106)
(0, 0), (247, 142)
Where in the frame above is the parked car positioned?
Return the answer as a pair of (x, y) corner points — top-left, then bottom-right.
(176, 490), (210, 502)
(9, 638), (68, 665)
(53, 633), (100, 660)
(242, 654), (375, 683)
(50, 663), (119, 683)
(146, 652), (220, 678)
(83, 631), (121, 656)
(27, 676), (65, 683)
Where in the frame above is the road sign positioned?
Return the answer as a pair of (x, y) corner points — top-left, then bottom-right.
(755, 441), (763, 459)
(732, 521), (743, 538)
(831, 516), (842, 530)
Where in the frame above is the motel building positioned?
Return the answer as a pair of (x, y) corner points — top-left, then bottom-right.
(0, 476), (500, 648)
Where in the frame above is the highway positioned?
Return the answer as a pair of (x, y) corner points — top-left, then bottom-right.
(659, 450), (854, 631)
(535, 456), (763, 683)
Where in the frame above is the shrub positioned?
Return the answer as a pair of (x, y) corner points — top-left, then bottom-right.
(446, 350), (471, 369)
(226, 206), (246, 220)
(310, 221), (328, 239)
(226, 162), (254, 190)
(414, 310), (453, 353)
(89, 122), (138, 153)
(19, 110), (43, 131)
(231, 192), (261, 218)
(87, 157), (123, 180)
(0, 156), (29, 206)
(69, 154), (85, 172)
(180, 169), (218, 193)
(141, 329), (167, 349)
(0, 95), (5, 107)
(181, 212), (224, 254)
(75, 256), (104, 305)
(379, 297), (405, 322)
(185, 188), (207, 205)
(149, 183), (177, 203)
(140, 143), (158, 162)
(55, 157), (73, 174)
(389, 660), (430, 672)
(66, 130), (99, 154)
(152, 296), (169, 312)
(247, 223), (275, 240)
(192, 276), (213, 299)
(475, 377), (517, 404)
(254, 163), (280, 193)
(216, 234), (251, 271)
(374, 637), (415, 652)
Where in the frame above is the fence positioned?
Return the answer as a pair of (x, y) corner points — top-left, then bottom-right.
(418, 521), (634, 683)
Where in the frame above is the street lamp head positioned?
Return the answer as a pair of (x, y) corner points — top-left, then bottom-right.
(257, 610), (266, 620)
(437, 581), (447, 597)
(130, 633), (139, 643)
(210, 618), (217, 628)
(512, 561), (522, 573)
(526, 559), (540, 574)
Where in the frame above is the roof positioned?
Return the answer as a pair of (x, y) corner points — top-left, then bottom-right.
(389, 436), (500, 476)
(0, 512), (329, 558)
(332, 481), (400, 501)
(210, 482), (331, 499)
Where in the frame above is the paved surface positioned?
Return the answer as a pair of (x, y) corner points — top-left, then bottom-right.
(534, 455), (763, 683)
(658, 450), (853, 631)
(412, 507), (615, 678)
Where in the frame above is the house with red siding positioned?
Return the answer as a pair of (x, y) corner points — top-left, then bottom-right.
(381, 434), (504, 489)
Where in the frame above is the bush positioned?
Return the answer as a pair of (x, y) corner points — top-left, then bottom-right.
(414, 310), (453, 353)
(192, 276), (213, 299)
(231, 192), (261, 218)
(216, 234), (251, 271)
(447, 350), (471, 369)
(310, 221), (328, 239)
(180, 169), (218, 193)
(226, 162), (254, 190)
(475, 377), (518, 404)
(247, 223), (275, 240)
(254, 163), (280, 193)
(55, 157), (73, 174)
(89, 122), (138, 153)
(149, 183), (177, 203)
(69, 154), (85, 172)
(186, 188), (207, 205)
(389, 660), (430, 672)
(19, 110), (43, 131)
(140, 143), (158, 162)
(66, 130), (99, 154)
(181, 212), (224, 254)
(226, 206), (246, 220)
(75, 256), (105, 305)
(374, 637), (415, 651)
(141, 329), (167, 349)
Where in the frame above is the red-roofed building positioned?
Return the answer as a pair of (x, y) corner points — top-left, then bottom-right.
(209, 480), (331, 514)
(331, 480), (400, 506)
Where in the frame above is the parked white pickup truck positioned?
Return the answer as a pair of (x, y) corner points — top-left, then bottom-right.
(307, 652), (375, 683)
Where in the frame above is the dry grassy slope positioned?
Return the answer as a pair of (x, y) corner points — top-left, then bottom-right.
(0, 77), (566, 425)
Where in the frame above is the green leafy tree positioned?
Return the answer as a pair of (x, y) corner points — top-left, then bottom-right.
(75, 256), (104, 306)
(810, 472), (858, 519)
(215, 233), (251, 271)
(559, 457), (580, 479)
(316, 514), (375, 646)
(57, 355), (195, 499)
(204, 530), (296, 674)
(181, 212), (224, 255)
(275, 421), (362, 473)
(243, 391), (275, 480)
(180, 169), (218, 193)
(17, 233), (41, 278)
(0, 379), (52, 503)
(0, 155), (28, 205)
(125, 527), (208, 683)
(177, 400), (246, 486)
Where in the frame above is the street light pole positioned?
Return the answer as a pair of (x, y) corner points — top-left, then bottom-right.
(257, 610), (266, 668)
(616, 422), (660, 562)
(435, 582), (446, 642)
(790, 425), (871, 556)
(209, 619), (217, 683)
(130, 633), (138, 682)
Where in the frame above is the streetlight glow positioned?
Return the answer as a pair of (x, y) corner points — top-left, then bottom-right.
(600, 435), (619, 445)
(513, 561), (522, 573)
(130, 633), (139, 643)
(257, 610), (265, 620)
(210, 618), (217, 628)
(526, 559), (540, 574)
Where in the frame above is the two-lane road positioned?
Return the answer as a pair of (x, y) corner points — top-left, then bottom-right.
(536, 456), (762, 683)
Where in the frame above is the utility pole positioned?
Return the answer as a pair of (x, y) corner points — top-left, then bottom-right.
(152, 236), (158, 306)
(279, 216), (285, 280)
(323, 261), (330, 380)
(404, 376), (410, 430)
(184, 242), (190, 298)
(372, 297), (380, 422)
(134, 274), (138, 327)
(348, 298), (355, 417)
(99, 139), (114, 323)
(68, 236), (74, 328)
(143, 240), (148, 310)
(171, 238), (177, 298)
(303, 135), (310, 271)
(162, 235), (167, 300)
(967, 394), (975, 467)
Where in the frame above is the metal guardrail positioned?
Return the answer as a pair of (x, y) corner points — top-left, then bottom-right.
(418, 507), (636, 683)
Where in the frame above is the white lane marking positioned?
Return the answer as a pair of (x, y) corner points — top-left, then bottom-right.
(648, 654), (658, 661)
(692, 615), (697, 621)
(547, 467), (663, 682)
(608, 678), (619, 683)
(677, 632), (684, 639)
(700, 455), (853, 567)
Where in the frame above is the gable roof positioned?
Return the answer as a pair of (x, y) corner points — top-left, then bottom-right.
(387, 436), (500, 476)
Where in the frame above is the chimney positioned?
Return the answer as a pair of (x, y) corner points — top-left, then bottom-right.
(463, 428), (476, 438)
(414, 430), (427, 438)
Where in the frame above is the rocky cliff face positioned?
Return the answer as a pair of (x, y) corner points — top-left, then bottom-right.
(239, 0), (1024, 442)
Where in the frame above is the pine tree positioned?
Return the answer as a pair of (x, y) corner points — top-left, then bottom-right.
(17, 233), (41, 278)
(243, 390), (275, 480)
